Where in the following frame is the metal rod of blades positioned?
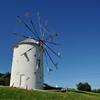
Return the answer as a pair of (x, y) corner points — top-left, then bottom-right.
(42, 33), (57, 41)
(14, 32), (30, 38)
(28, 15), (40, 40)
(14, 32), (38, 42)
(44, 42), (61, 59)
(21, 46), (35, 56)
(17, 16), (39, 39)
(44, 41), (60, 46)
(45, 49), (56, 67)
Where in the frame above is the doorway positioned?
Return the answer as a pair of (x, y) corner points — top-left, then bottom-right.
(20, 74), (25, 88)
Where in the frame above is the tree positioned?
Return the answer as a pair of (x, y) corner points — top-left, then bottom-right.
(0, 73), (3, 77)
(0, 77), (4, 85)
(92, 89), (97, 93)
(0, 72), (10, 86)
(97, 89), (100, 93)
(76, 82), (91, 92)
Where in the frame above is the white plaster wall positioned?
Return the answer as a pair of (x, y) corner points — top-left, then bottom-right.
(10, 41), (44, 90)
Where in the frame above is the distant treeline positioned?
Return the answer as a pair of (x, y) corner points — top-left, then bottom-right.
(76, 82), (100, 93)
(0, 72), (10, 86)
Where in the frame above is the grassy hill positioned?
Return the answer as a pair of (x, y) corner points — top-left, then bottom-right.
(0, 87), (100, 100)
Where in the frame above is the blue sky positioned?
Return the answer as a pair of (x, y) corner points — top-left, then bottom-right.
(0, 0), (100, 89)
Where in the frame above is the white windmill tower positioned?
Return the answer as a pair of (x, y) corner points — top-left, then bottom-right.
(10, 11), (61, 90)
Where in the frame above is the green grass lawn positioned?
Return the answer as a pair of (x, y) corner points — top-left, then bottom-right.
(0, 87), (100, 100)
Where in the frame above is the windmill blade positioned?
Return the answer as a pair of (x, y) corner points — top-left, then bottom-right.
(35, 11), (40, 17)
(44, 51), (52, 74)
(47, 67), (52, 74)
(17, 16), (39, 39)
(18, 19), (23, 25)
(27, 46), (35, 52)
(14, 32), (39, 41)
(21, 46), (35, 55)
(36, 59), (41, 70)
(44, 50), (48, 62)
(18, 35), (21, 42)
(44, 42), (61, 59)
(14, 32), (30, 38)
(38, 46), (44, 58)
(36, 12), (43, 38)
(57, 42), (61, 46)
(36, 12), (49, 40)
(58, 52), (61, 57)
(29, 17), (40, 40)
(20, 46), (35, 61)
(25, 46), (35, 53)
(14, 33), (22, 42)
(42, 32), (57, 42)
(25, 10), (30, 17)
(21, 52), (29, 61)
(35, 46), (44, 71)
(45, 49), (58, 68)
(25, 10), (40, 40)
(44, 41), (61, 46)
(54, 62), (58, 69)
(47, 67), (52, 72)
(41, 20), (48, 39)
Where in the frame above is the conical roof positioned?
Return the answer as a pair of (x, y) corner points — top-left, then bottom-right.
(13, 38), (38, 48)
(19, 38), (37, 44)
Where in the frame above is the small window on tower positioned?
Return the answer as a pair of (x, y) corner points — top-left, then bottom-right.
(37, 59), (41, 67)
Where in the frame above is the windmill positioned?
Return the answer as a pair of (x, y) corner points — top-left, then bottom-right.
(10, 11), (61, 90)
